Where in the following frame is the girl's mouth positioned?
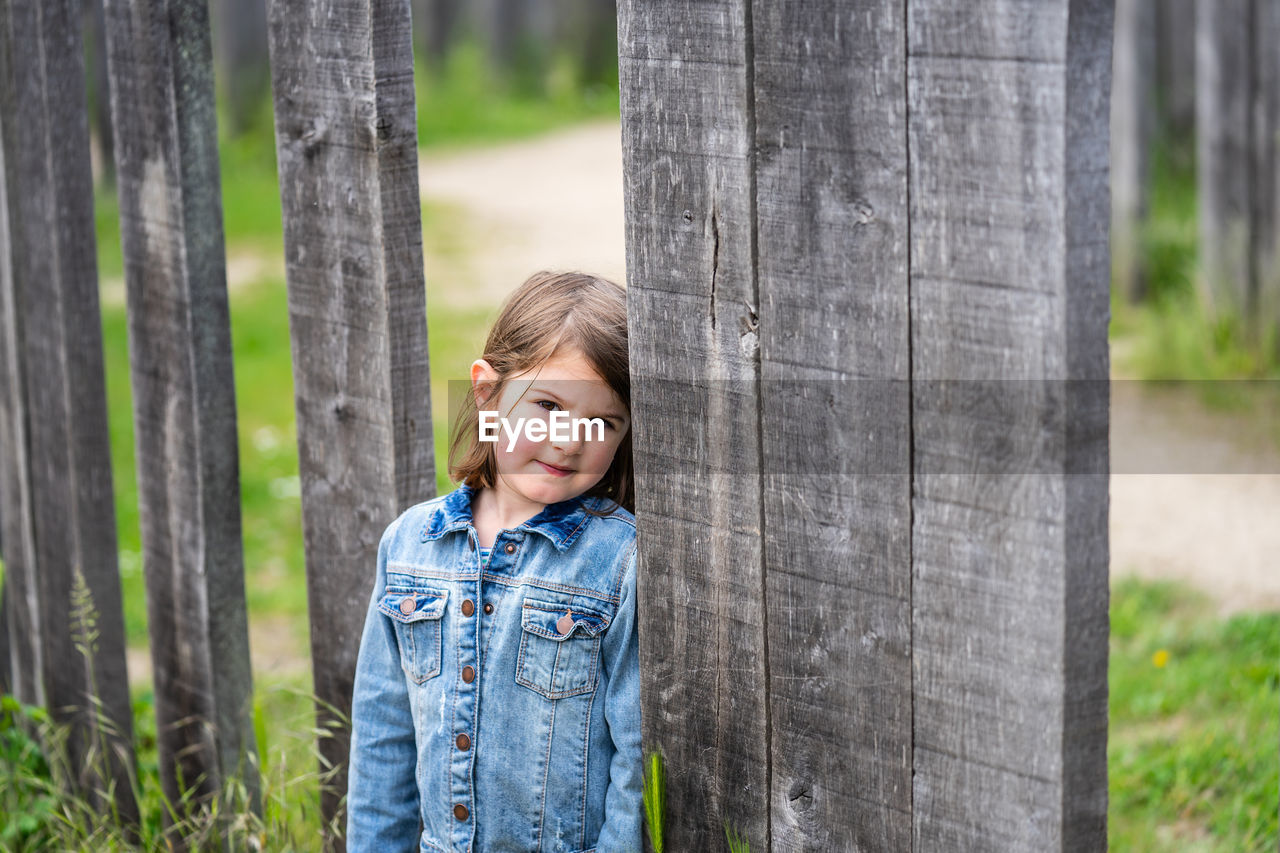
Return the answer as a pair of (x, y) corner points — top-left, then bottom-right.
(537, 461), (573, 477)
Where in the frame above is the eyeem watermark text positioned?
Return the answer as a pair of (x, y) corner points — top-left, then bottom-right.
(479, 411), (605, 451)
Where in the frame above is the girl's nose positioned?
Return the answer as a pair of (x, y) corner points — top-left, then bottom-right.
(550, 423), (583, 456)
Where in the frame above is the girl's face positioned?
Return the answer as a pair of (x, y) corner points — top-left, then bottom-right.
(471, 348), (629, 514)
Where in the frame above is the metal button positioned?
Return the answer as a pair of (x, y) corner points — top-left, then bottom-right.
(556, 614), (575, 635)
(456, 733), (471, 751)
(454, 804), (468, 821)
(504, 542), (516, 555)
(461, 665), (475, 683)
(483, 603), (493, 615)
(468, 536), (476, 550)
(461, 599), (475, 617)
(399, 597), (415, 615)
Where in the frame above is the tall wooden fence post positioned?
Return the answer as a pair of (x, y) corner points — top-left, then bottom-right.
(1111, 0), (1155, 302)
(622, 1), (1112, 849)
(1196, 0), (1280, 340)
(102, 0), (260, 823)
(0, 0), (136, 822)
(619, 2), (769, 847)
(266, 0), (435, 844)
(908, 0), (1112, 847)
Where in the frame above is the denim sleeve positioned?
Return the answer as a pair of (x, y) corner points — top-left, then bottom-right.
(595, 542), (643, 853)
(346, 519), (420, 851)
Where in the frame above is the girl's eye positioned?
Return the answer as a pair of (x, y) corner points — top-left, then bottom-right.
(536, 400), (560, 412)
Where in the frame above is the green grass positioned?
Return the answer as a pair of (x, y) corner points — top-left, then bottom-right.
(1, 678), (335, 851)
(1108, 578), (1279, 851)
(1111, 138), (1280, 385)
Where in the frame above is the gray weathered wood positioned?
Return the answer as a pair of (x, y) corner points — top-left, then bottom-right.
(619, 1), (769, 849)
(411, 0), (462, 70)
(83, 0), (115, 184)
(908, 0), (1112, 849)
(1253, 2), (1280, 336)
(0, 0), (136, 820)
(1195, 0), (1280, 343)
(266, 0), (434, 842)
(753, 1), (912, 849)
(1196, 0), (1280, 339)
(1196, 0), (1254, 324)
(1155, 0), (1195, 138)
(102, 0), (260, 822)
(1111, 0), (1155, 301)
(210, 0), (271, 134)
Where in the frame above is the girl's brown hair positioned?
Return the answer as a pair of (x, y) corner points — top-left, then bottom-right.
(448, 271), (633, 514)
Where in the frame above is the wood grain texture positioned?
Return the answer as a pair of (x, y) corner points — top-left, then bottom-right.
(0, 0), (136, 821)
(1110, 0), (1155, 302)
(619, 1), (769, 848)
(102, 0), (260, 822)
(267, 0), (434, 842)
(908, 0), (1111, 849)
(752, 2), (912, 849)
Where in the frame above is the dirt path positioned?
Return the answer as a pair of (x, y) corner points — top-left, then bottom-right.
(420, 120), (1280, 615)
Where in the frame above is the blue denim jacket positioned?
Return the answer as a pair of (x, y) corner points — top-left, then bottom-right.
(346, 483), (642, 853)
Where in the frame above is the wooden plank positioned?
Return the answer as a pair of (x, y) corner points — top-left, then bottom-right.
(102, 0), (259, 821)
(1110, 0), (1155, 302)
(1196, 0), (1254, 321)
(1155, 0), (1195, 138)
(907, 0), (1111, 848)
(0, 0), (135, 820)
(751, 1), (912, 849)
(266, 0), (434, 842)
(210, 0), (271, 134)
(1253, 2), (1280, 336)
(0, 72), (39, 706)
(618, 1), (769, 848)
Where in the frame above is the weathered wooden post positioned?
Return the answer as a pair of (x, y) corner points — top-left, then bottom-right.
(620, 1), (770, 845)
(1111, 0), (1155, 301)
(102, 0), (260, 823)
(908, 1), (1112, 847)
(210, 0), (271, 134)
(1196, 0), (1280, 339)
(266, 0), (435, 844)
(0, 0), (136, 821)
(1155, 0), (1195, 140)
(621, 0), (1112, 849)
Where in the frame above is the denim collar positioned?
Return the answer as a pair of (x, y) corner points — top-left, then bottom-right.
(420, 482), (594, 552)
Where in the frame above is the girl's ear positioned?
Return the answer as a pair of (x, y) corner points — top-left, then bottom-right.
(470, 359), (500, 404)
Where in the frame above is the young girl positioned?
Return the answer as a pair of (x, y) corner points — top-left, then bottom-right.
(346, 271), (641, 853)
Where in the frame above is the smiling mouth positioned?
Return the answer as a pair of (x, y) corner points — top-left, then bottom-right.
(537, 461), (574, 477)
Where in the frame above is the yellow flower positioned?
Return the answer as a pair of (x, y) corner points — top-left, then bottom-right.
(1152, 649), (1170, 668)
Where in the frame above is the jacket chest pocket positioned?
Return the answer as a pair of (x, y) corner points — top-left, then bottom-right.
(516, 598), (610, 700)
(378, 586), (448, 683)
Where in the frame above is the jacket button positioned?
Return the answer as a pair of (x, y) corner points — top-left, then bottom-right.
(461, 599), (475, 617)
(398, 598), (415, 615)
(461, 665), (475, 683)
(483, 603), (493, 615)
(556, 614), (574, 635)
(456, 733), (471, 750)
(504, 542), (516, 555)
(469, 537), (476, 550)
(453, 804), (468, 821)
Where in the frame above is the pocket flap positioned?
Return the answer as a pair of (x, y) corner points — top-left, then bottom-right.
(378, 586), (448, 624)
(521, 598), (609, 640)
